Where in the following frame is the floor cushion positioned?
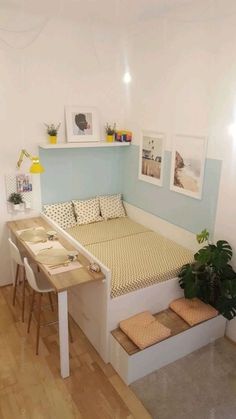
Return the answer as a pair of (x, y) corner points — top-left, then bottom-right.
(120, 311), (171, 350)
(169, 298), (218, 326)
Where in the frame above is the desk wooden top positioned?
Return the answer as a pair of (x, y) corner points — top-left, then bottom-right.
(7, 217), (105, 292)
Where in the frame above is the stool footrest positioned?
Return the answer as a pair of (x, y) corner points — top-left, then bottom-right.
(40, 320), (58, 328)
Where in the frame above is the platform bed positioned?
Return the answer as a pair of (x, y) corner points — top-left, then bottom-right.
(110, 310), (226, 384)
(41, 205), (225, 377)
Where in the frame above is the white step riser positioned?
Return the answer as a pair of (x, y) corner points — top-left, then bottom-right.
(110, 315), (226, 385)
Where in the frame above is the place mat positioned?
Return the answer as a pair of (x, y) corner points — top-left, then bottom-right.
(16, 228), (82, 276)
(18, 227), (47, 243)
(28, 240), (63, 254)
(45, 260), (82, 275)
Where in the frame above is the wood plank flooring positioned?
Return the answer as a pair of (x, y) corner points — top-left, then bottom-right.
(111, 309), (190, 355)
(0, 285), (151, 419)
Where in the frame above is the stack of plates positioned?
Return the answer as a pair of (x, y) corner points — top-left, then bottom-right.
(36, 248), (69, 265)
(19, 228), (47, 243)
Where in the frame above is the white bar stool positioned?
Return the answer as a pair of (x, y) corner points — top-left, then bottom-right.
(8, 238), (27, 322)
(24, 257), (73, 355)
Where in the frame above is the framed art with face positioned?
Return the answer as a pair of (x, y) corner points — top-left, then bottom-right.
(65, 106), (100, 142)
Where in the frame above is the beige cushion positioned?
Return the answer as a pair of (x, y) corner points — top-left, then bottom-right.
(43, 201), (76, 230)
(99, 194), (126, 220)
(120, 311), (171, 350)
(169, 298), (218, 326)
(72, 197), (102, 225)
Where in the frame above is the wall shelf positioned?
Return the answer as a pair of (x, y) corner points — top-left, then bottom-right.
(39, 141), (131, 149)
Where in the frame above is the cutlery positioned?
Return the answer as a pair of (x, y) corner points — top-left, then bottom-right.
(39, 246), (53, 252)
(48, 261), (70, 269)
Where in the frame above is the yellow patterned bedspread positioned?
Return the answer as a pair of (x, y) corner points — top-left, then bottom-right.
(66, 217), (149, 246)
(86, 231), (193, 298)
(66, 218), (193, 298)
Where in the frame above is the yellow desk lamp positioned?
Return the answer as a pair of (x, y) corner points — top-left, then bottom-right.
(16, 149), (44, 174)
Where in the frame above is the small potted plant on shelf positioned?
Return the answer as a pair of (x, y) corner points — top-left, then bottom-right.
(178, 229), (236, 320)
(44, 122), (61, 144)
(105, 123), (116, 143)
(8, 192), (24, 211)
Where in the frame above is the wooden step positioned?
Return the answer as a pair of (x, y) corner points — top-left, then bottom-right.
(109, 311), (226, 385)
(111, 308), (189, 355)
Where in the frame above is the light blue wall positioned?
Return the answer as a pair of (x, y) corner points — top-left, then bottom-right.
(122, 145), (222, 234)
(40, 144), (222, 235)
(39, 147), (126, 204)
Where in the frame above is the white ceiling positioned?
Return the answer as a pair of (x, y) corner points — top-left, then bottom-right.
(0, 0), (208, 31)
(0, 0), (236, 32)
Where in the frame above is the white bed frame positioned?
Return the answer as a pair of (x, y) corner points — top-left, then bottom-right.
(41, 202), (198, 363)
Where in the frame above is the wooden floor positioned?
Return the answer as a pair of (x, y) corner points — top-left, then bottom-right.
(0, 285), (151, 419)
(112, 309), (190, 355)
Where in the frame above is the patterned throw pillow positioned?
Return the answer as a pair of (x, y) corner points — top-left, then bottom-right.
(99, 194), (126, 220)
(43, 201), (76, 230)
(72, 197), (102, 225)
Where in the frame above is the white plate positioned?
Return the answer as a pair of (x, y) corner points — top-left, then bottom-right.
(19, 228), (47, 243)
(36, 248), (69, 265)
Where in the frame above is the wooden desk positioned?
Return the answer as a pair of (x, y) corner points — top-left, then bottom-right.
(7, 216), (105, 378)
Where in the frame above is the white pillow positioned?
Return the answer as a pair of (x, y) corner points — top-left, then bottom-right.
(99, 194), (126, 220)
(43, 201), (76, 230)
(72, 197), (102, 225)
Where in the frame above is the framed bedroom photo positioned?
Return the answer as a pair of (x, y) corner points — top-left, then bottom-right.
(65, 106), (100, 142)
(170, 134), (207, 200)
(139, 130), (165, 186)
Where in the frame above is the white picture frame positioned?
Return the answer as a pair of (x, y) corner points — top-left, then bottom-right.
(170, 134), (208, 200)
(65, 106), (100, 142)
(139, 130), (165, 187)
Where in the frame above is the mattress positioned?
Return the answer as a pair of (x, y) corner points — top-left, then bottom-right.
(66, 217), (149, 246)
(66, 218), (193, 298)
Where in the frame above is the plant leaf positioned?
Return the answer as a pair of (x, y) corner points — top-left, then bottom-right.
(196, 229), (209, 244)
(179, 234), (236, 320)
(194, 244), (216, 264)
(217, 296), (236, 320)
(179, 263), (202, 299)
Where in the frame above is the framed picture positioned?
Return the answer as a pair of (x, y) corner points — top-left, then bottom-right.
(139, 131), (165, 186)
(65, 106), (100, 142)
(170, 134), (207, 200)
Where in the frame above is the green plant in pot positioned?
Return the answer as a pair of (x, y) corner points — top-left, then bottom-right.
(8, 192), (24, 210)
(105, 123), (116, 142)
(44, 122), (61, 144)
(178, 229), (236, 320)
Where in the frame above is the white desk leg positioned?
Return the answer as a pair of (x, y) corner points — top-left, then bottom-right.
(58, 290), (70, 378)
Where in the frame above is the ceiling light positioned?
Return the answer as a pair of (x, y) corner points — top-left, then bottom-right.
(123, 72), (132, 84)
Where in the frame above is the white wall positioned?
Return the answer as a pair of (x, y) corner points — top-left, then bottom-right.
(121, 0), (236, 339)
(123, 1), (219, 155)
(2, 0), (236, 340)
(119, 0), (236, 254)
(211, 9), (236, 262)
(211, 6), (236, 337)
(0, 1), (127, 285)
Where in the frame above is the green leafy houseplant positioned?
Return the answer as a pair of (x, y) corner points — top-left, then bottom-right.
(179, 229), (236, 320)
(8, 192), (24, 205)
